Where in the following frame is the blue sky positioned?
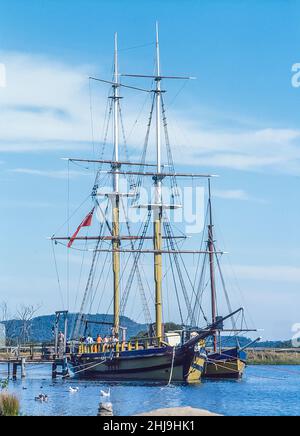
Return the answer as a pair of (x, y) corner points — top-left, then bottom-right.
(0, 0), (300, 340)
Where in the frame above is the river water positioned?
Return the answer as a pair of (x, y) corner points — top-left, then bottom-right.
(0, 363), (299, 416)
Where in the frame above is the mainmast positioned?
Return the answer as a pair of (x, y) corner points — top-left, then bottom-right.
(112, 32), (121, 336)
(154, 22), (163, 343)
(208, 179), (217, 352)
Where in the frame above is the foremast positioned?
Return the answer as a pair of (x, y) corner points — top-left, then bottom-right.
(112, 33), (121, 337)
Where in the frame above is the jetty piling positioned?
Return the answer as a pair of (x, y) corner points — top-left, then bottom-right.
(21, 358), (26, 378)
(7, 361), (11, 379)
(52, 362), (57, 379)
(52, 357), (69, 379)
(9, 358), (27, 380)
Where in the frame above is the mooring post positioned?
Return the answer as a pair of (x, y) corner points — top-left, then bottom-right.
(7, 361), (11, 379)
(12, 362), (18, 380)
(62, 356), (69, 378)
(52, 362), (57, 379)
(21, 358), (26, 378)
(98, 402), (113, 417)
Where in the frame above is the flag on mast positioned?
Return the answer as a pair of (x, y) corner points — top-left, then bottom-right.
(68, 208), (95, 248)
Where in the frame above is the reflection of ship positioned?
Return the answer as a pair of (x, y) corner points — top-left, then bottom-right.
(200, 182), (260, 379)
(51, 24), (240, 382)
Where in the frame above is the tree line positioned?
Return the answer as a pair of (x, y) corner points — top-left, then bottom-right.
(0, 302), (42, 346)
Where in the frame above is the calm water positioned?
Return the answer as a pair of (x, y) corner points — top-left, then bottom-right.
(1, 363), (300, 416)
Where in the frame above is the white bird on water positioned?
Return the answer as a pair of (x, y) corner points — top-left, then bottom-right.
(69, 387), (79, 393)
(100, 388), (111, 398)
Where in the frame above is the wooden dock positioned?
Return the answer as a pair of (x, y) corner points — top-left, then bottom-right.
(0, 346), (70, 379)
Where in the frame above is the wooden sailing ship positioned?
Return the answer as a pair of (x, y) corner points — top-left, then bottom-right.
(51, 25), (241, 382)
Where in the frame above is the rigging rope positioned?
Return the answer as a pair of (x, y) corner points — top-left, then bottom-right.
(134, 93), (156, 205)
(72, 203), (109, 339)
(120, 210), (152, 316)
(164, 213), (208, 325)
(163, 219), (195, 326)
(161, 95), (180, 203)
(165, 231), (184, 325)
(120, 198), (152, 325)
(51, 241), (65, 310)
(215, 250), (237, 331)
(167, 347), (176, 386)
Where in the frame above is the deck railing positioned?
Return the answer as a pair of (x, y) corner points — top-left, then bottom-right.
(77, 337), (164, 355)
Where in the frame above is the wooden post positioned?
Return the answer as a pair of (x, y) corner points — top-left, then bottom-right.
(62, 357), (69, 378)
(13, 362), (17, 380)
(98, 402), (113, 417)
(52, 362), (57, 379)
(21, 358), (26, 378)
(7, 361), (10, 379)
(64, 317), (68, 354)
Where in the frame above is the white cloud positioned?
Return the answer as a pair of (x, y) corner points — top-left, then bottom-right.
(213, 189), (265, 203)
(1, 201), (54, 208)
(0, 63), (6, 88)
(1, 51), (300, 175)
(229, 265), (300, 283)
(9, 168), (92, 179)
(214, 189), (250, 201)
(0, 51), (97, 150)
(166, 116), (300, 174)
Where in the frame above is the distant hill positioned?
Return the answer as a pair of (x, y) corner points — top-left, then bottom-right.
(205, 336), (294, 349)
(2, 313), (148, 344)
(1, 314), (294, 348)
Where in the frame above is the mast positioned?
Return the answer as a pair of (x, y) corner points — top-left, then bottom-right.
(112, 32), (120, 336)
(208, 179), (217, 352)
(154, 22), (163, 343)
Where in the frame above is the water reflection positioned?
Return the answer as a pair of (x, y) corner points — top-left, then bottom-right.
(1, 363), (300, 416)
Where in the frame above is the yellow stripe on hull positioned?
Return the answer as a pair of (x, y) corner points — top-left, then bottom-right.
(186, 356), (206, 383)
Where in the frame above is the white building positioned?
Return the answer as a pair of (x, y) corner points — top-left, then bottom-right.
(0, 323), (6, 347)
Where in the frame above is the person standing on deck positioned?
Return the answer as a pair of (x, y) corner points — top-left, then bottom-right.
(96, 334), (102, 352)
(85, 334), (94, 353)
(58, 331), (65, 358)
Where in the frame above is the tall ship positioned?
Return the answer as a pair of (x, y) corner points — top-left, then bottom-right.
(51, 25), (248, 382)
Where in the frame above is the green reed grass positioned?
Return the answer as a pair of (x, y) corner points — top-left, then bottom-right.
(0, 392), (20, 416)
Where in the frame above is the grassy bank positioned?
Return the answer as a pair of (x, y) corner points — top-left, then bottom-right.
(248, 349), (300, 365)
(0, 393), (20, 416)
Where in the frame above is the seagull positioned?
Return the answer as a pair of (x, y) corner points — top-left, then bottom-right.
(69, 387), (79, 393)
(100, 388), (111, 398)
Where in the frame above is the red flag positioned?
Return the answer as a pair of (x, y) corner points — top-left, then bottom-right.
(68, 208), (95, 248)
